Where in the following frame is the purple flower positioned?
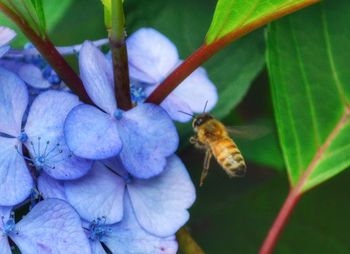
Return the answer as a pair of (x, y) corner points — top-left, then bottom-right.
(64, 41), (178, 179)
(88, 195), (178, 254)
(0, 67), (91, 205)
(0, 27), (15, 58)
(127, 28), (218, 122)
(63, 155), (196, 237)
(0, 199), (91, 254)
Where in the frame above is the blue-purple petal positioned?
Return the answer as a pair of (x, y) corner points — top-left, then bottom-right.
(18, 64), (52, 89)
(127, 28), (179, 84)
(25, 91), (92, 179)
(104, 194), (178, 254)
(80, 41), (116, 114)
(0, 206), (12, 254)
(64, 104), (122, 160)
(0, 137), (33, 206)
(11, 199), (91, 254)
(90, 241), (107, 254)
(159, 92), (193, 122)
(117, 103), (178, 178)
(128, 155), (196, 237)
(0, 67), (28, 136)
(0, 27), (15, 48)
(0, 46), (10, 58)
(64, 162), (125, 224)
(37, 173), (66, 200)
(173, 66), (218, 113)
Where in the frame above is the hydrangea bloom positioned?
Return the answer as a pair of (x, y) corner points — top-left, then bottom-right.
(0, 23), (217, 253)
(64, 41), (178, 179)
(0, 67), (91, 205)
(88, 195), (178, 254)
(0, 199), (91, 254)
(64, 155), (196, 236)
(0, 26), (15, 58)
(127, 28), (218, 122)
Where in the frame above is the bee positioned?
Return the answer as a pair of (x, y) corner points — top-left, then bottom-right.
(189, 112), (246, 186)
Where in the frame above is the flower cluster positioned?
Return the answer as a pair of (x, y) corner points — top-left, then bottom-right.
(0, 26), (218, 253)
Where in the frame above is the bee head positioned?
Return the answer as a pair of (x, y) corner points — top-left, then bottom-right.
(192, 113), (213, 130)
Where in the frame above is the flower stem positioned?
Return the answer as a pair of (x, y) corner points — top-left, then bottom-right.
(145, 0), (320, 105)
(176, 227), (205, 254)
(0, 3), (92, 104)
(109, 0), (132, 110)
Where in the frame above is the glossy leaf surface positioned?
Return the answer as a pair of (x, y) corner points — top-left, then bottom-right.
(267, 0), (350, 192)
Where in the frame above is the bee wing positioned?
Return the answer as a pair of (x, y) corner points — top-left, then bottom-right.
(226, 125), (270, 140)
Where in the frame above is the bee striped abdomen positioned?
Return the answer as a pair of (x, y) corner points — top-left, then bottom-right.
(210, 137), (246, 177)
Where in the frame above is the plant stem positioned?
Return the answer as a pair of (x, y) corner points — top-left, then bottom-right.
(259, 108), (350, 254)
(145, 0), (320, 105)
(0, 3), (92, 104)
(109, 0), (132, 110)
(259, 189), (301, 254)
(176, 227), (205, 254)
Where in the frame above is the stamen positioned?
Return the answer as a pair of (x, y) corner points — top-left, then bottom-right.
(113, 109), (123, 120)
(88, 217), (112, 242)
(1, 212), (16, 236)
(17, 132), (28, 143)
(130, 85), (146, 103)
(17, 138), (71, 173)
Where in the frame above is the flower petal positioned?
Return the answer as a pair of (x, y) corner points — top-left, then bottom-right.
(173, 66), (218, 113)
(37, 173), (66, 200)
(25, 91), (92, 179)
(0, 46), (10, 58)
(104, 194), (178, 254)
(80, 41), (116, 114)
(159, 93), (193, 122)
(11, 199), (91, 254)
(64, 162), (125, 224)
(128, 155), (196, 237)
(127, 28), (179, 84)
(0, 206), (12, 254)
(18, 64), (52, 89)
(0, 27), (15, 47)
(118, 103), (178, 178)
(0, 67), (28, 136)
(64, 104), (122, 160)
(90, 241), (107, 254)
(0, 137), (33, 206)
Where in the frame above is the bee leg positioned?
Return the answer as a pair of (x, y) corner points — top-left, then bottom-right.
(190, 136), (206, 149)
(190, 136), (198, 144)
(200, 150), (212, 187)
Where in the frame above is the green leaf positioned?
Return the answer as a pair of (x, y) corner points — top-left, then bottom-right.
(0, 0), (73, 47)
(205, 0), (319, 44)
(125, 0), (265, 147)
(101, 0), (112, 29)
(267, 0), (350, 192)
(31, 0), (46, 31)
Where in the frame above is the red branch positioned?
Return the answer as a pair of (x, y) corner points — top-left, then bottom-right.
(0, 3), (93, 104)
(145, 0), (320, 105)
(259, 107), (350, 254)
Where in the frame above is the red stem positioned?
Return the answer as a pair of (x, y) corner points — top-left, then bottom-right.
(259, 108), (350, 254)
(145, 0), (320, 105)
(0, 3), (93, 104)
(109, 39), (132, 110)
(259, 188), (301, 254)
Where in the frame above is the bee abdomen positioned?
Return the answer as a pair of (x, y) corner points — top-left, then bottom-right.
(211, 139), (246, 177)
